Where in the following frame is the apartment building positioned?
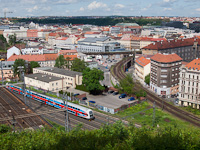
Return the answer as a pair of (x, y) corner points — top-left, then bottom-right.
(178, 58), (200, 109)
(142, 38), (200, 62)
(33, 67), (82, 89)
(150, 53), (182, 96)
(134, 56), (151, 82)
(0, 61), (14, 80)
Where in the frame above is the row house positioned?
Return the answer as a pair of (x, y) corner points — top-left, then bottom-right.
(150, 53), (182, 97)
(179, 58), (200, 109)
(142, 38), (200, 62)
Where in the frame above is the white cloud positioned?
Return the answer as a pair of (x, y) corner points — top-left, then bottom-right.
(88, 1), (108, 10)
(80, 7), (85, 11)
(21, 0), (35, 4)
(66, 10), (70, 13)
(160, 0), (177, 7)
(141, 4), (152, 11)
(164, 8), (172, 11)
(115, 4), (125, 8)
(26, 5), (38, 13)
(196, 8), (200, 11)
(43, 6), (51, 11)
(56, 0), (77, 4)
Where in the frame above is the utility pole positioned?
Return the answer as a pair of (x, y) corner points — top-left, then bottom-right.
(1, 61), (3, 85)
(63, 94), (69, 132)
(152, 102), (156, 127)
(22, 70), (27, 105)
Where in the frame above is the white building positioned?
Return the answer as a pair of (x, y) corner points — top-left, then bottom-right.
(76, 37), (123, 53)
(21, 47), (44, 55)
(25, 73), (63, 92)
(134, 56), (151, 82)
(179, 59), (200, 109)
(33, 67), (83, 89)
(7, 46), (21, 59)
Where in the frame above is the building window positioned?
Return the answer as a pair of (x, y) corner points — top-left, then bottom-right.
(52, 83), (54, 86)
(56, 82), (58, 85)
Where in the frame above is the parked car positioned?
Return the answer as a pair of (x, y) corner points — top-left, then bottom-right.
(112, 91), (119, 95)
(119, 93), (127, 99)
(82, 97), (87, 100)
(108, 90), (114, 94)
(128, 97), (135, 101)
(74, 93), (80, 96)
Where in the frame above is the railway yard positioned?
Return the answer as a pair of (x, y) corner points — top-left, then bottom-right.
(112, 56), (200, 128)
(1, 56), (200, 131)
(0, 87), (51, 130)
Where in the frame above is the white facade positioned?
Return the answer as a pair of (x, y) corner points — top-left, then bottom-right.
(178, 66), (200, 109)
(3, 27), (28, 42)
(150, 84), (171, 96)
(7, 46), (21, 59)
(33, 67), (83, 88)
(135, 62), (151, 81)
(21, 48), (44, 55)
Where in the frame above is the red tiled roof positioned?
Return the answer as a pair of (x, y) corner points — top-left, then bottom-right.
(63, 55), (77, 60)
(151, 53), (182, 63)
(85, 31), (101, 34)
(142, 38), (195, 50)
(185, 59), (200, 71)
(136, 56), (150, 67)
(56, 37), (68, 40)
(49, 33), (58, 36)
(60, 50), (77, 54)
(7, 54), (58, 62)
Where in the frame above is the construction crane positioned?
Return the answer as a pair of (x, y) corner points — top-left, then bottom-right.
(4, 11), (13, 19)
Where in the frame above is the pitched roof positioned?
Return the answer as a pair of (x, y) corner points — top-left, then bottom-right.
(151, 53), (182, 63)
(185, 59), (200, 71)
(85, 31), (101, 34)
(7, 54), (58, 62)
(136, 56), (150, 67)
(49, 33), (58, 36)
(143, 38), (195, 50)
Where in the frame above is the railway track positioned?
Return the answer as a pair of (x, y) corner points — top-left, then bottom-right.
(112, 57), (200, 127)
(0, 87), (49, 130)
(12, 92), (127, 130)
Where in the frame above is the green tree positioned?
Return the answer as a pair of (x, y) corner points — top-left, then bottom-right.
(71, 58), (88, 72)
(8, 34), (16, 46)
(13, 59), (26, 79)
(118, 74), (134, 95)
(30, 61), (40, 73)
(65, 56), (71, 69)
(145, 74), (150, 85)
(82, 68), (105, 95)
(55, 55), (66, 68)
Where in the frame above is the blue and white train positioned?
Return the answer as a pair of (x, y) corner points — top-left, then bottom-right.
(6, 85), (95, 120)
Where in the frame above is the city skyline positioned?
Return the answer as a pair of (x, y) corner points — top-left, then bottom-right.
(0, 0), (200, 17)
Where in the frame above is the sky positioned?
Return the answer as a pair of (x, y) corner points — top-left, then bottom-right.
(1, 0), (200, 17)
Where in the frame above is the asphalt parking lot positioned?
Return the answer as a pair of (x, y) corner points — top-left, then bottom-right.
(67, 88), (135, 109)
